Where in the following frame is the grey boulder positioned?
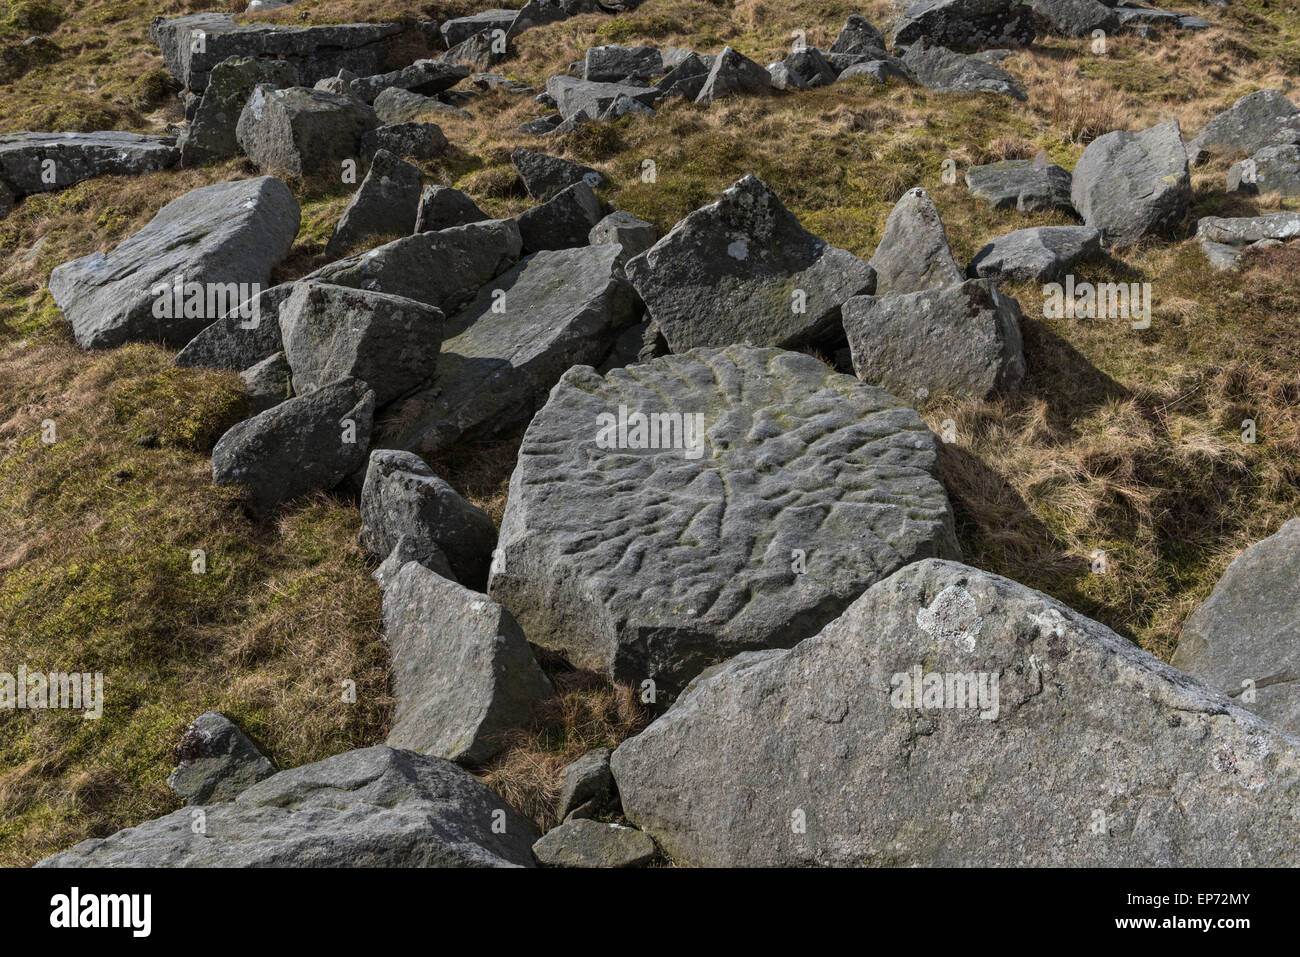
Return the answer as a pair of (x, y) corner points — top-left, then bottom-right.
(181, 57), (299, 166)
(1228, 144), (1300, 197)
(1172, 519), (1300, 735)
(868, 187), (964, 296)
(695, 46), (772, 105)
(901, 43), (1027, 99)
(279, 282), (443, 405)
(625, 174), (875, 351)
(829, 14), (888, 57)
(967, 225), (1102, 283)
(347, 60), (469, 104)
(1070, 118), (1190, 247)
(584, 45), (663, 83)
(511, 147), (603, 200)
(358, 449), (498, 587)
(611, 558), (1300, 866)
(212, 376), (374, 514)
(965, 158), (1073, 212)
(514, 180), (605, 253)
(1187, 90), (1300, 162)
(0, 131), (178, 197)
(383, 563), (552, 764)
(893, 0), (1038, 52)
(557, 747), (615, 820)
(488, 345), (960, 692)
(373, 87), (466, 124)
(360, 122), (449, 161)
(236, 86), (379, 177)
(1195, 212), (1300, 245)
(1031, 0), (1118, 36)
(175, 283), (296, 372)
(50, 176), (299, 350)
(415, 185), (489, 232)
(240, 351), (293, 415)
(39, 745), (537, 866)
(167, 711), (275, 804)
(325, 149), (424, 259)
(546, 75), (660, 121)
(532, 819), (656, 867)
(844, 279), (1026, 402)
(589, 210), (657, 260)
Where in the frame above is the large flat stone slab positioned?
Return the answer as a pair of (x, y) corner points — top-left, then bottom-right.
(0, 131), (178, 197)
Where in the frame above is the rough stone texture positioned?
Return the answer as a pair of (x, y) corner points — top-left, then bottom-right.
(654, 52), (710, 101)
(50, 176), (299, 350)
(767, 62), (807, 92)
(39, 746), (538, 866)
(1031, 0), (1118, 36)
(149, 13), (429, 93)
(384, 244), (637, 456)
(383, 563), (552, 763)
(305, 218), (522, 316)
(175, 283), (296, 371)
(347, 60), (469, 104)
(967, 225), (1102, 283)
(167, 711), (275, 804)
(440, 30), (507, 72)
(1187, 90), (1300, 162)
(557, 748), (615, 820)
(965, 158), (1073, 212)
(625, 175), (875, 351)
(240, 350), (293, 415)
(835, 58), (913, 85)
(599, 94), (655, 121)
(442, 10), (517, 48)
(212, 376), (374, 514)
(182, 57), (298, 166)
(1172, 519), (1300, 735)
(584, 45), (663, 83)
(844, 279), (1026, 402)
(532, 820), (657, 867)
(359, 449), (498, 587)
(589, 209), (657, 259)
(415, 185), (489, 232)
(1199, 238), (1244, 271)
(488, 345), (960, 691)
(279, 282), (443, 405)
(236, 86), (378, 177)
(373, 87), (466, 125)
(325, 149), (424, 259)
(374, 536), (457, 589)
(512, 147), (603, 200)
(893, 0), (1038, 52)
(611, 558), (1300, 867)
(360, 122), (449, 162)
(829, 14), (888, 57)
(0, 131), (178, 197)
(695, 46), (772, 105)
(514, 180), (605, 253)
(508, 0), (604, 38)
(546, 75), (661, 120)
(1228, 144), (1300, 197)
(1070, 118), (1191, 247)
(868, 187), (964, 296)
(782, 48), (839, 88)
(901, 43), (1027, 100)
(1195, 212), (1300, 245)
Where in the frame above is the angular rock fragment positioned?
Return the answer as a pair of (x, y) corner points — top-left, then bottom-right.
(557, 747), (616, 820)
(0, 131), (178, 197)
(325, 149), (424, 259)
(546, 75), (660, 120)
(373, 86), (465, 124)
(1186, 90), (1300, 164)
(167, 711), (275, 804)
(589, 209), (657, 260)
(829, 14), (889, 57)
(514, 180), (605, 253)
(695, 46), (772, 105)
(175, 284), (297, 371)
(902, 43), (1027, 99)
(1195, 212), (1300, 245)
(584, 45), (662, 83)
(1070, 118), (1190, 247)
(967, 225), (1102, 283)
(532, 820), (657, 868)
(236, 86), (378, 177)
(868, 187), (964, 296)
(182, 57), (298, 166)
(360, 122), (449, 161)
(347, 60), (469, 104)
(893, 0), (1038, 52)
(511, 147), (603, 200)
(415, 185), (489, 233)
(1228, 144), (1300, 197)
(240, 351), (293, 415)
(965, 158), (1073, 212)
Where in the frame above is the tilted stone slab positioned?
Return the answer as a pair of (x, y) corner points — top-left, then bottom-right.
(611, 558), (1300, 866)
(868, 187), (964, 296)
(488, 345), (960, 691)
(0, 131), (177, 197)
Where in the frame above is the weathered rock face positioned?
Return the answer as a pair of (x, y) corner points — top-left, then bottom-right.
(1173, 519), (1300, 735)
(893, 0), (1038, 52)
(967, 225), (1102, 283)
(835, 58), (912, 85)
(167, 711), (276, 804)
(584, 45), (663, 83)
(532, 819), (657, 867)
(1188, 90), (1300, 162)
(625, 175), (875, 352)
(829, 14), (888, 57)
(182, 56), (298, 166)
(240, 351), (293, 415)
(611, 558), (1300, 867)
(212, 376), (374, 514)
(175, 283), (296, 371)
(557, 747), (616, 820)
(965, 158), (1073, 212)
(488, 345), (960, 692)
(1031, 0), (1117, 36)
(149, 14), (430, 93)
(441, 10), (518, 48)
(844, 279), (1026, 402)
(514, 180), (606, 253)
(358, 449), (498, 587)
(1071, 118), (1190, 247)
(901, 43), (1027, 99)
(279, 282), (443, 405)
(384, 244), (638, 456)
(868, 187), (964, 296)
(39, 746), (539, 867)
(373, 86), (465, 124)
(347, 60), (469, 103)
(305, 218), (522, 315)
(695, 46), (772, 105)
(0, 132), (178, 197)
(546, 75), (661, 120)
(325, 149), (424, 259)
(1195, 212), (1300, 245)
(589, 210), (657, 260)
(383, 563), (553, 764)
(415, 185), (489, 232)
(512, 148), (603, 200)
(654, 52), (710, 101)
(781, 48), (839, 88)
(1228, 144), (1300, 197)
(50, 176), (300, 351)
(360, 122), (449, 162)
(236, 86), (378, 177)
